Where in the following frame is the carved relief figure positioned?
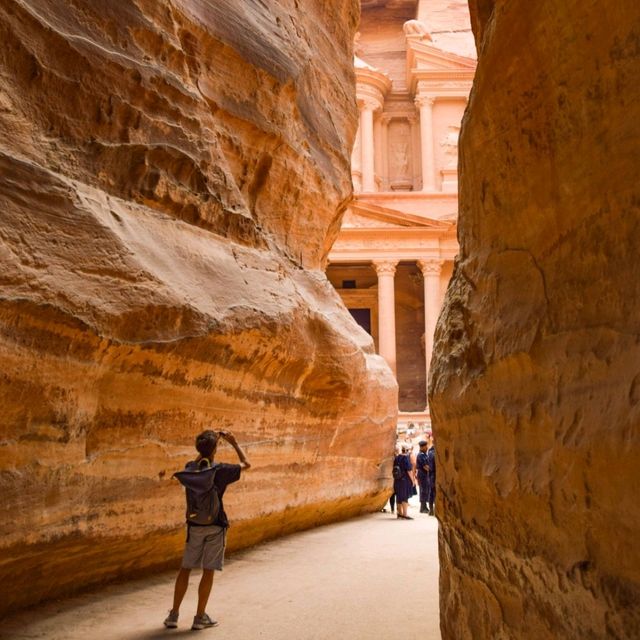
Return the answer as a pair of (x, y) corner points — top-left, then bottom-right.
(391, 142), (409, 176)
(440, 124), (460, 168)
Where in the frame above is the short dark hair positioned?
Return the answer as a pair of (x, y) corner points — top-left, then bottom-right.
(195, 430), (219, 458)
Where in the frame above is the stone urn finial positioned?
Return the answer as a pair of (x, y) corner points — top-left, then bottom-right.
(403, 19), (432, 41)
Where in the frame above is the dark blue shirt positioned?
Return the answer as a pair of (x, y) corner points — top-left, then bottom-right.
(416, 451), (429, 477)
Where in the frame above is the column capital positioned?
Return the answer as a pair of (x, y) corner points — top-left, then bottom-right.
(415, 95), (436, 109)
(381, 113), (393, 125)
(417, 258), (444, 276)
(361, 97), (380, 112)
(373, 260), (398, 276)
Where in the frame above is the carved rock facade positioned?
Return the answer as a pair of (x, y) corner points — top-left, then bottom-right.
(431, 1), (640, 638)
(0, 0), (397, 614)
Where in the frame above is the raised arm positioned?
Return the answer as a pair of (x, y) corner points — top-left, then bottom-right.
(219, 431), (251, 470)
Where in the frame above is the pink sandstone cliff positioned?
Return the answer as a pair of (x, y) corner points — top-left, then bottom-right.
(0, 0), (397, 614)
(431, 0), (640, 638)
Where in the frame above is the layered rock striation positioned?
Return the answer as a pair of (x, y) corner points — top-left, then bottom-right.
(0, 0), (397, 614)
(431, 1), (640, 638)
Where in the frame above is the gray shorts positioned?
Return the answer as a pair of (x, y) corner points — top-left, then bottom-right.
(181, 524), (226, 571)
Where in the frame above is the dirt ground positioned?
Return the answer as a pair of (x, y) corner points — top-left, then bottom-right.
(1, 497), (440, 640)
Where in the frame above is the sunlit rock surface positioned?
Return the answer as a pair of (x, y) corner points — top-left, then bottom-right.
(0, 0), (397, 614)
(431, 1), (640, 638)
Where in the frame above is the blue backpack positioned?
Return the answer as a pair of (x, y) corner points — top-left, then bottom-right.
(173, 459), (221, 525)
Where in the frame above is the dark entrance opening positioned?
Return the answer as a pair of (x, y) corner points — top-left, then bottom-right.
(348, 308), (371, 335)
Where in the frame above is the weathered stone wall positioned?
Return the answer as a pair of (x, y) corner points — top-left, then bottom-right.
(0, 0), (398, 614)
(430, 1), (640, 638)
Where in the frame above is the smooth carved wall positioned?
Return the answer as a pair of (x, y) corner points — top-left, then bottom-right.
(0, 0), (398, 615)
(431, 0), (640, 638)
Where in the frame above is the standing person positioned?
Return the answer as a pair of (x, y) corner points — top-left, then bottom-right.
(164, 429), (251, 631)
(426, 433), (436, 516)
(408, 443), (418, 497)
(416, 439), (430, 513)
(392, 445), (414, 520)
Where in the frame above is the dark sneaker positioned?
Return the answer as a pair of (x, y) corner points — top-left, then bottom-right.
(164, 610), (179, 628)
(192, 613), (218, 630)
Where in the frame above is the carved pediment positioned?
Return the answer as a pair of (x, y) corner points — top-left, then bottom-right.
(342, 201), (453, 230)
(406, 40), (476, 93)
(408, 40), (477, 71)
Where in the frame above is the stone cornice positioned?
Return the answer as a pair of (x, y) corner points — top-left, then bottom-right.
(330, 246), (456, 263)
(329, 227), (457, 263)
(335, 227), (454, 242)
(412, 76), (473, 99)
(356, 191), (458, 202)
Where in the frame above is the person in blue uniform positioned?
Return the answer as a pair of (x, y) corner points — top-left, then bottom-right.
(426, 434), (436, 516)
(416, 439), (430, 513)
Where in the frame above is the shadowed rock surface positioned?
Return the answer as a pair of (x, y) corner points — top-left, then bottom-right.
(431, 1), (640, 638)
(0, 0), (398, 615)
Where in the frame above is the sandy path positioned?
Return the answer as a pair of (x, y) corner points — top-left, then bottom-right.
(1, 500), (440, 640)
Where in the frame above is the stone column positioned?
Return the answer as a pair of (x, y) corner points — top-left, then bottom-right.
(416, 95), (436, 192)
(361, 99), (376, 193)
(351, 108), (362, 193)
(418, 259), (443, 389)
(373, 260), (398, 375)
(380, 115), (391, 191)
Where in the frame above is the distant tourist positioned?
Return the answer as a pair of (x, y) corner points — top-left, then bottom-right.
(416, 439), (430, 513)
(164, 430), (251, 630)
(408, 443), (418, 497)
(392, 444), (414, 519)
(426, 433), (436, 516)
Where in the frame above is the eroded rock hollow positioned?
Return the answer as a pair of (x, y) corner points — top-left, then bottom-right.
(0, 0), (397, 614)
(431, 0), (640, 638)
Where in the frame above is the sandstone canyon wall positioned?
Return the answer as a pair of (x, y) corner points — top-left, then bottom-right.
(431, 1), (640, 638)
(0, 0), (398, 614)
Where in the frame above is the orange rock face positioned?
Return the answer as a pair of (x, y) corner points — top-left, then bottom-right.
(0, 0), (397, 614)
(431, 1), (640, 638)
